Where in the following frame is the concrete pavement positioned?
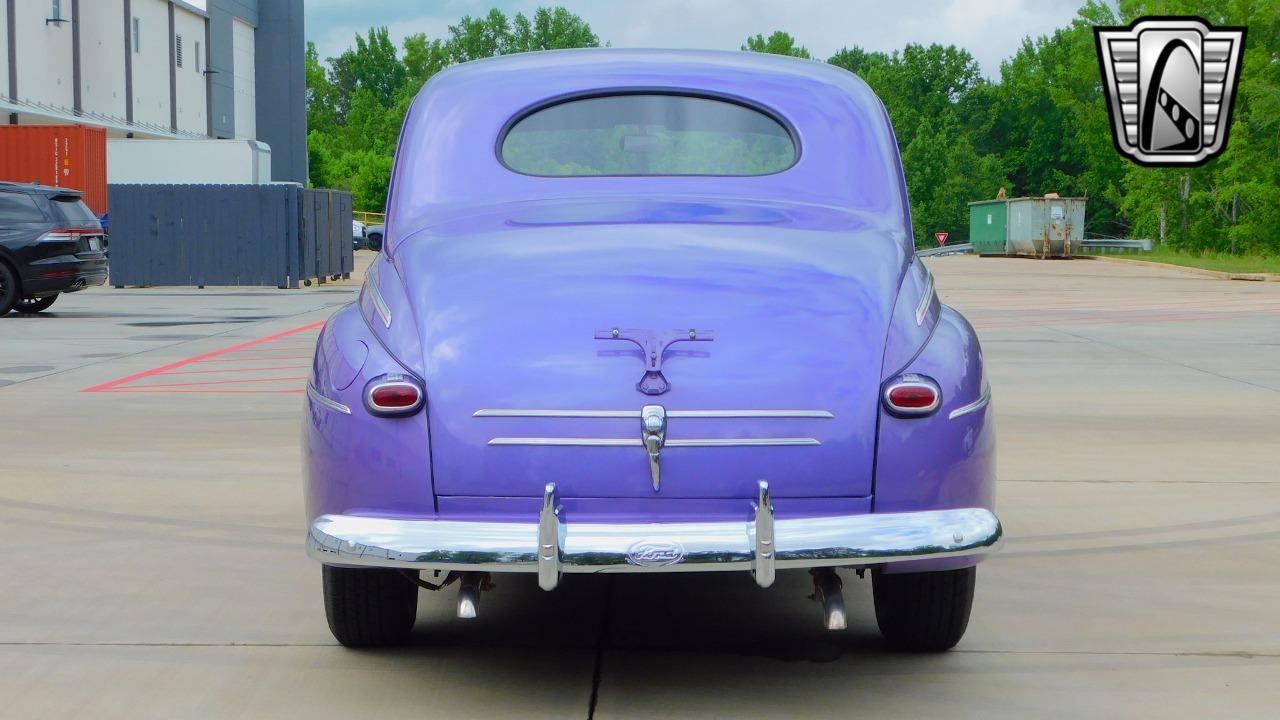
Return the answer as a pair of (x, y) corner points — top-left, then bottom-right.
(0, 254), (1277, 718)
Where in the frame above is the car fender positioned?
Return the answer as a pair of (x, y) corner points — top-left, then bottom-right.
(304, 301), (436, 521)
(874, 304), (995, 514)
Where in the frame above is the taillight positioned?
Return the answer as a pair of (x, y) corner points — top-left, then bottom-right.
(44, 228), (100, 240)
(883, 374), (941, 417)
(363, 375), (424, 417)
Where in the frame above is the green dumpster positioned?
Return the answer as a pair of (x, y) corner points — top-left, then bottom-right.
(969, 200), (1008, 255)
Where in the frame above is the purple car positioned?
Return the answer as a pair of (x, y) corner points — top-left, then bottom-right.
(304, 49), (1000, 650)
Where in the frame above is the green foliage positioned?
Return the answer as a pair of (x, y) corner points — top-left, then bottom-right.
(742, 31), (811, 59)
(829, 41), (1003, 242)
(1103, 246), (1280, 273)
(306, 3), (1280, 257)
(826, 0), (1278, 253)
(304, 7), (599, 211)
(1113, 0), (1280, 256)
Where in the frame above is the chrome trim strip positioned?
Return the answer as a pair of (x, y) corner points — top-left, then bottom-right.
(489, 438), (642, 446)
(671, 410), (834, 419)
(666, 438), (821, 447)
(306, 508), (1003, 577)
(915, 271), (935, 326)
(475, 409), (637, 418)
(365, 276), (392, 328)
(473, 409), (834, 419)
(948, 387), (991, 420)
(306, 382), (351, 415)
(488, 437), (820, 447)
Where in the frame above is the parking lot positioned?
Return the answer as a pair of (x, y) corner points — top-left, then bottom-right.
(1, 254), (1278, 718)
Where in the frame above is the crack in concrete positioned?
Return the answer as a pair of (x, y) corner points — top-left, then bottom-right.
(587, 577), (615, 720)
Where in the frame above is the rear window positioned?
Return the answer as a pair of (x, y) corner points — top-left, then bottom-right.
(0, 191), (46, 223)
(500, 93), (797, 177)
(52, 196), (100, 226)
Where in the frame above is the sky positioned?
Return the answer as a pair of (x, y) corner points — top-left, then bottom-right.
(304, 0), (1086, 78)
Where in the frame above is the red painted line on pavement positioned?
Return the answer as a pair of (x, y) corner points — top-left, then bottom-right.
(95, 388), (306, 394)
(82, 322), (324, 393)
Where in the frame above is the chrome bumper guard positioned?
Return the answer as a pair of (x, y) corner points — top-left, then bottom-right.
(307, 481), (1002, 591)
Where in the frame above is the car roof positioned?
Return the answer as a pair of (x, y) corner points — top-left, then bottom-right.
(0, 181), (82, 196)
(389, 48), (907, 249)
(430, 47), (863, 90)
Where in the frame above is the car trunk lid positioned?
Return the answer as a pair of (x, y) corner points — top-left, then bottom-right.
(400, 201), (906, 501)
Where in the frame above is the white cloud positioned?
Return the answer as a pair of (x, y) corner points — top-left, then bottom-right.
(306, 0), (1082, 78)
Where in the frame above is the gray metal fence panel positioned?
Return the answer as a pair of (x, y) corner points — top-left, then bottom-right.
(332, 191), (351, 278)
(107, 184), (352, 287)
(298, 189), (317, 285)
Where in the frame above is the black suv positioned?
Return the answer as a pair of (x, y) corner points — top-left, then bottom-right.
(0, 182), (107, 315)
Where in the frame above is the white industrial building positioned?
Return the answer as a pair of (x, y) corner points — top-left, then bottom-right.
(0, 0), (305, 182)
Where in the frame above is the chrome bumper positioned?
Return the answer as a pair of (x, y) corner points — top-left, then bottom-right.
(307, 481), (1002, 591)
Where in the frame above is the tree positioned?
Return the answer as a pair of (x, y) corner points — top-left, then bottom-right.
(447, 8), (513, 62)
(742, 31), (810, 59)
(402, 35), (450, 90)
(305, 42), (338, 135)
(901, 113), (1005, 244)
(327, 27), (406, 119)
(828, 41), (1001, 243)
(510, 7), (600, 52)
(308, 3), (1280, 256)
(305, 7), (600, 210)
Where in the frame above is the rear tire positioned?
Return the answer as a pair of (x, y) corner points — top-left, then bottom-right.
(872, 566), (976, 651)
(0, 263), (18, 315)
(367, 234), (383, 252)
(322, 565), (418, 647)
(15, 295), (58, 313)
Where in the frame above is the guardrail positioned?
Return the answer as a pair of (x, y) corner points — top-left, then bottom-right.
(354, 210), (386, 225)
(917, 243), (973, 257)
(1080, 238), (1154, 252)
(917, 239), (1154, 258)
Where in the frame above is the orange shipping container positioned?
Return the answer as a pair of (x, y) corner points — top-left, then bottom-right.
(0, 125), (108, 216)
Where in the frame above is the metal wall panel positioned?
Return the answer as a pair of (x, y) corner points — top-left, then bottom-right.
(253, 0), (306, 182)
(107, 183), (352, 287)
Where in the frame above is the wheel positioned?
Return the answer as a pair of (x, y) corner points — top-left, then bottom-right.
(872, 566), (976, 651)
(367, 234), (383, 252)
(14, 295), (58, 313)
(0, 263), (18, 315)
(322, 565), (418, 647)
